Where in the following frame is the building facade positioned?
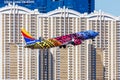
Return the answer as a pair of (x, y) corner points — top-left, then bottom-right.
(87, 11), (120, 80)
(0, 4), (39, 80)
(39, 49), (53, 80)
(37, 8), (120, 80)
(0, 4), (120, 80)
(96, 48), (104, 80)
(0, 0), (94, 13)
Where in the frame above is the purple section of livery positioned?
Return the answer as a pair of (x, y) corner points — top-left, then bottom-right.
(55, 30), (99, 45)
(55, 33), (84, 45)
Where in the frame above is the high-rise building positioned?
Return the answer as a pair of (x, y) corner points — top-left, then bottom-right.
(37, 7), (97, 80)
(88, 11), (120, 80)
(38, 8), (88, 80)
(0, 4), (39, 80)
(52, 44), (96, 80)
(38, 8), (120, 80)
(0, 0), (95, 13)
(1, 4), (120, 80)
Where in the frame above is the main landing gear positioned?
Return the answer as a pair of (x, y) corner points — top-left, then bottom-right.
(59, 45), (66, 48)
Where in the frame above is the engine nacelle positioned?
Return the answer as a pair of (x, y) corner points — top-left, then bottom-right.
(71, 38), (82, 45)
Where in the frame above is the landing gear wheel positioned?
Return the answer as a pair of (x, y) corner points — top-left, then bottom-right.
(59, 46), (62, 48)
(63, 45), (66, 48)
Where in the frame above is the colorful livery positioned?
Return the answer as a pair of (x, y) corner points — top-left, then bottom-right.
(21, 28), (99, 49)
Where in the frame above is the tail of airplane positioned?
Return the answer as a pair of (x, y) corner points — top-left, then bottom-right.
(21, 28), (36, 44)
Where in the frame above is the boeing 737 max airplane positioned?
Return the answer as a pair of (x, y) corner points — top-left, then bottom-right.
(21, 28), (99, 49)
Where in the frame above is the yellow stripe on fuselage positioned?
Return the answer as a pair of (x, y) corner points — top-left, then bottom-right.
(32, 39), (62, 49)
(43, 40), (55, 48)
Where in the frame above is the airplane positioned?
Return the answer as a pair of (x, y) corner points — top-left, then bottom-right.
(21, 28), (99, 49)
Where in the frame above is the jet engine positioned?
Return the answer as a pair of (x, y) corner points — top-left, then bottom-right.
(71, 38), (82, 45)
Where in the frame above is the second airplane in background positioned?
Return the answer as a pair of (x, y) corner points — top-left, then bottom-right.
(21, 28), (99, 49)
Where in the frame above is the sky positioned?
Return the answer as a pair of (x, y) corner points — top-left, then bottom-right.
(95, 0), (120, 16)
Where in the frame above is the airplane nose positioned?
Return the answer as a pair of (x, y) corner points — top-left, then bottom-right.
(96, 32), (99, 36)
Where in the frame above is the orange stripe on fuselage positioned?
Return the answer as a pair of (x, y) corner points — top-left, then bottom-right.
(51, 39), (62, 46)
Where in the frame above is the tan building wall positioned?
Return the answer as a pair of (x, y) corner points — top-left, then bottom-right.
(60, 48), (68, 80)
(10, 43), (18, 79)
(96, 48), (104, 80)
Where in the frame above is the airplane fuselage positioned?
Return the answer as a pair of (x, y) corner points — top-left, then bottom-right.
(24, 30), (99, 49)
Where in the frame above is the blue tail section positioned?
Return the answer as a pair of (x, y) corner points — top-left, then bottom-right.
(21, 28), (41, 45)
(24, 37), (41, 45)
(24, 37), (35, 44)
